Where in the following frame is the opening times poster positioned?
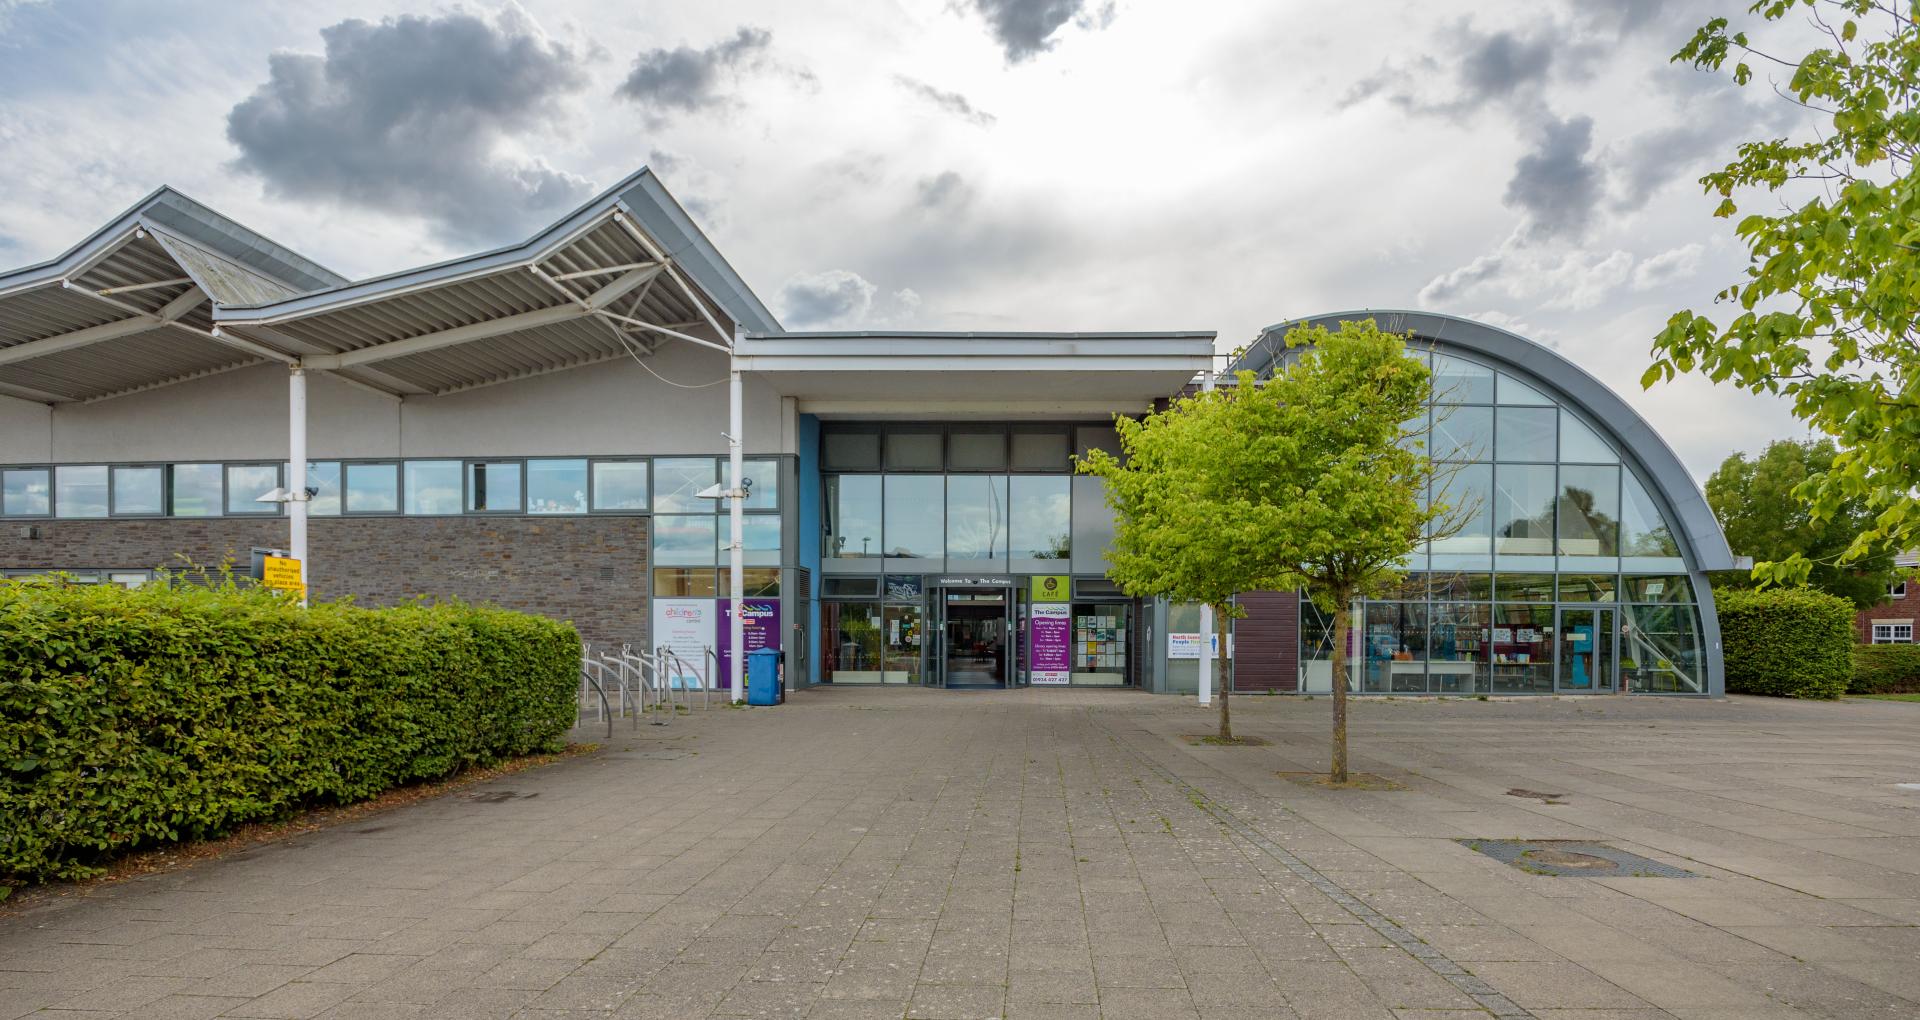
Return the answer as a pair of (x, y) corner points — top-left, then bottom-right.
(718, 599), (782, 682)
(1030, 602), (1071, 685)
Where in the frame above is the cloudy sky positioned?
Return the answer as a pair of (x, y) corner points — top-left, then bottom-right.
(0, 0), (1817, 478)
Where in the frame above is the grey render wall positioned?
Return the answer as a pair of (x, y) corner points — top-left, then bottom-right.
(0, 340), (795, 464)
(0, 515), (651, 648)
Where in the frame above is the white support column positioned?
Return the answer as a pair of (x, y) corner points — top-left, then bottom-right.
(1197, 367), (1215, 706)
(288, 366), (310, 608)
(728, 351), (746, 703)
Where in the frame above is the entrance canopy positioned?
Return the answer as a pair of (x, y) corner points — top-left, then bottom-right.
(0, 168), (777, 405)
(734, 330), (1216, 417)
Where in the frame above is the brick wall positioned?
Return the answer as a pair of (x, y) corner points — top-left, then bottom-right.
(0, 516), (650, 649)
(1857, 583), (1917, 643)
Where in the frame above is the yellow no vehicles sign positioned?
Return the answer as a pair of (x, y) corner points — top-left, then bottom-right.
(261, 555), (304, 594)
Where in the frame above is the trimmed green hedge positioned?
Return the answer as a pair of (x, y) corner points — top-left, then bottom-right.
(1717, 587), (1854, 699)
(1, 580), (578, 882)
(1852, 643), (1920, 694)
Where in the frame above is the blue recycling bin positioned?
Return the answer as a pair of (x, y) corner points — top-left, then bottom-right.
(747, 647), (783, 706)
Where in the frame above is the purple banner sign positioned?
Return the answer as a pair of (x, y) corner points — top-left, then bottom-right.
(718, 599), (782, 682)
(1030, 602), (1071, 685)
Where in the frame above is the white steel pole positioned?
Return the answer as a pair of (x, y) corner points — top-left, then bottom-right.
(288, 366), (309, 608)
(728, 361), (745, 703)
(1197, 366), (1215, 706)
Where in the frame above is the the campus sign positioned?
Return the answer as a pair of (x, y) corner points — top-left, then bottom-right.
(718, 599), (782, 681)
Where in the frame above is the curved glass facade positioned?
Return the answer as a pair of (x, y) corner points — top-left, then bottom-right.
(1294, 347), (1708, 695)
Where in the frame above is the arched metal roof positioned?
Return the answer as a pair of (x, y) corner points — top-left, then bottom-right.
(1234, 309), (1735, 572)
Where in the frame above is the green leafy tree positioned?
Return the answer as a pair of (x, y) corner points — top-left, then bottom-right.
(1648, 1), (1920, 585)
(1080, 319), (1444, 779)
(1707, 438), (1900, 606)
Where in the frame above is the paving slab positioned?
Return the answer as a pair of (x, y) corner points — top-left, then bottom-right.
(2, 689), (1917, 1018)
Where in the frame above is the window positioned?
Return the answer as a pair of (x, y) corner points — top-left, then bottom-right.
(1495, 406), (1557, 462)
(654, 515), (718, 565)
(720, 566), (782, 597)
(948, 430), (1007, 471)
(1074, 425), (1122, 461)
(528, 459), (588, 514)
(1431, 405), (1492, 462)
(654, 458), (715, 512)
(883, 474), (943, 558)
(1010, 431), (1070, 471)
(719, 515), (781, 566)
(1070, 474), (1117, 572)
(345, 462), (399, 513)
(1872, 622), (1913, 644)
(226, 464), (281, 514)
(1559, 412), (1617, 463)
(1891, 580), (1908, 599)
(826, 475), (881, 559)
(1495, 372), (1553, 405)
(946, 474), (1008, 561)
(823, 432), (880, 471)
(466, 461), (522, 513)
(654, 568), (717, 597)
(1433, 354), (1495, 403)
(404, 461), (461, 515)
(1624, 575), (1692, 603)
(1558, 574), (1618, 602)
(824, 577), (880, 598)
(824, 602), (885, 683)
(1621, 471), (1681, 560)
(1494, 464), (1555, 555)
(1430, 464), (1491, 555)
(885, 431), (942, 471)
(54, 465), (109, 518)
(304, 462), (342, 516)
(591, 460), (648, 511)
(163, 464), (219, 517)
(1010, 475), (1071, 560)
(1, 467), (50, 516)
(1557, 465), (1620, 557)
(110, 466), (164, 516)
(722, 457), (780, 510)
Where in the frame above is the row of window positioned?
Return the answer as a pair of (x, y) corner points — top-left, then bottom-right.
(824, 473), (1106, 563)
(1423, 403), (1617, 464)
(0, 456), (781, 519)
(1364, 572), (1696, 604)
(1433, 462), (1679, 560)
(822, 424), (1120, 474)
(1871, 622), (1912, 644)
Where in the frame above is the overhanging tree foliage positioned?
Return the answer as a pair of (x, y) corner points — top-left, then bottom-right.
(1648, 0), (1920, 585)
(1081, 319), (1444, 779)
(1706, 438), (1901, 606)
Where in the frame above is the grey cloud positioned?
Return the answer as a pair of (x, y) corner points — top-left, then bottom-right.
(1346, 22), (1560, 119)
(915, 171), (974, 211)
(894, 76), (996, 126)
(970, 0), (1103, 63)
(1610, 73), (1799, 211)
(779, 269), (877, 328)
(1418, 251), (1506, 306)
(1505, 114), (1605, 242)
(225, 9), (589, 246)
(616, 27), (777, 124)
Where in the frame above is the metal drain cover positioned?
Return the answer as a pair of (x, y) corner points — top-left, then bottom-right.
(1459, 839), (1696, 878)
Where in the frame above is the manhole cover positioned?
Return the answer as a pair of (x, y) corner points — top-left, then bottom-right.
(1458, 839), (1695, 878)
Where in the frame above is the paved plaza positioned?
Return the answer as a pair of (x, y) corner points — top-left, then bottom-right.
(3, 688), (1919, 1019)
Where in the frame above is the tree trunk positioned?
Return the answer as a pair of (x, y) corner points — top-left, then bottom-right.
(1329, 595), (1349, 784)
(1215, 604), (1232, 742)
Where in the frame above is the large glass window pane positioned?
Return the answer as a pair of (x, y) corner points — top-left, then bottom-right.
(1429, 602), (1489, 694)
(825, 601), (886, 683)
(885, 431), (942, 470)
(1496, 372), (1554, 405)
(1495, 406), (1557, 462)
(226, 464), (280, 514)
(720, 566), (782, 597)
(1011, 431), (1070, 471)
(1430, 572), (1493, 601)
(1431, 405), (1492, 462)
(655, 515), (718, 565)
(1491, 604), (1554, 693)
(305, 462), (342, 516)
(404, 461), (461, 515)
(1495, 465), (1556, 554)
(884, 475), (943, 558)
(1559, 574), (1619, 601)
(884, 605), (923, 683)
(718, 515), (781, 566)
(591, 460), (648, 511)
(1496, 574), (1555, 601)
(1361, 602), (1428, 692)
(1624, 574), (1693, 603)
(345, 462), (398, 513)
(1010, 475), (1071, 559)
(167, 464), (220, 517)
(2, 468), (50, 516)
(1622, 472), (1681, 558)
(946, 475), (1009, 561)
(1559, 412), (1617, 463)
(1070, 474), (1117, 572)
(826, 474), (882, 559)
(653, 567), (717, 597)
(111, 466), (163, 516)
(1433, 353), (1495, 403)
(1624, 603), (1705, 693)
(1558, 464), (1620, 556)
(654, 458), (716, 513)
(528, 459), (588, 514)
(466, 461), (522, 513)
(1431, 464), (1491, 554)
(823, 432), (879, 470)
(722, 457), (779, 510)
(1075, 425), (1122, 460)
(949, 431), (1007, 471)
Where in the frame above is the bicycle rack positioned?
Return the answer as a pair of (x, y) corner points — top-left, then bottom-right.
(578, 643), (615, 739)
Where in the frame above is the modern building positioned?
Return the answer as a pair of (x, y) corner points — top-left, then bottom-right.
(0, 170), (1735, 696)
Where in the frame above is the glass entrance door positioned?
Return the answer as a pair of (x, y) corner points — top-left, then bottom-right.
(1556, 606), (1616, 693)
(941, 588), (1008, 687)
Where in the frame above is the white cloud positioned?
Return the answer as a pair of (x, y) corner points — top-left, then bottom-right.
(1632, 243), (1704, 290)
